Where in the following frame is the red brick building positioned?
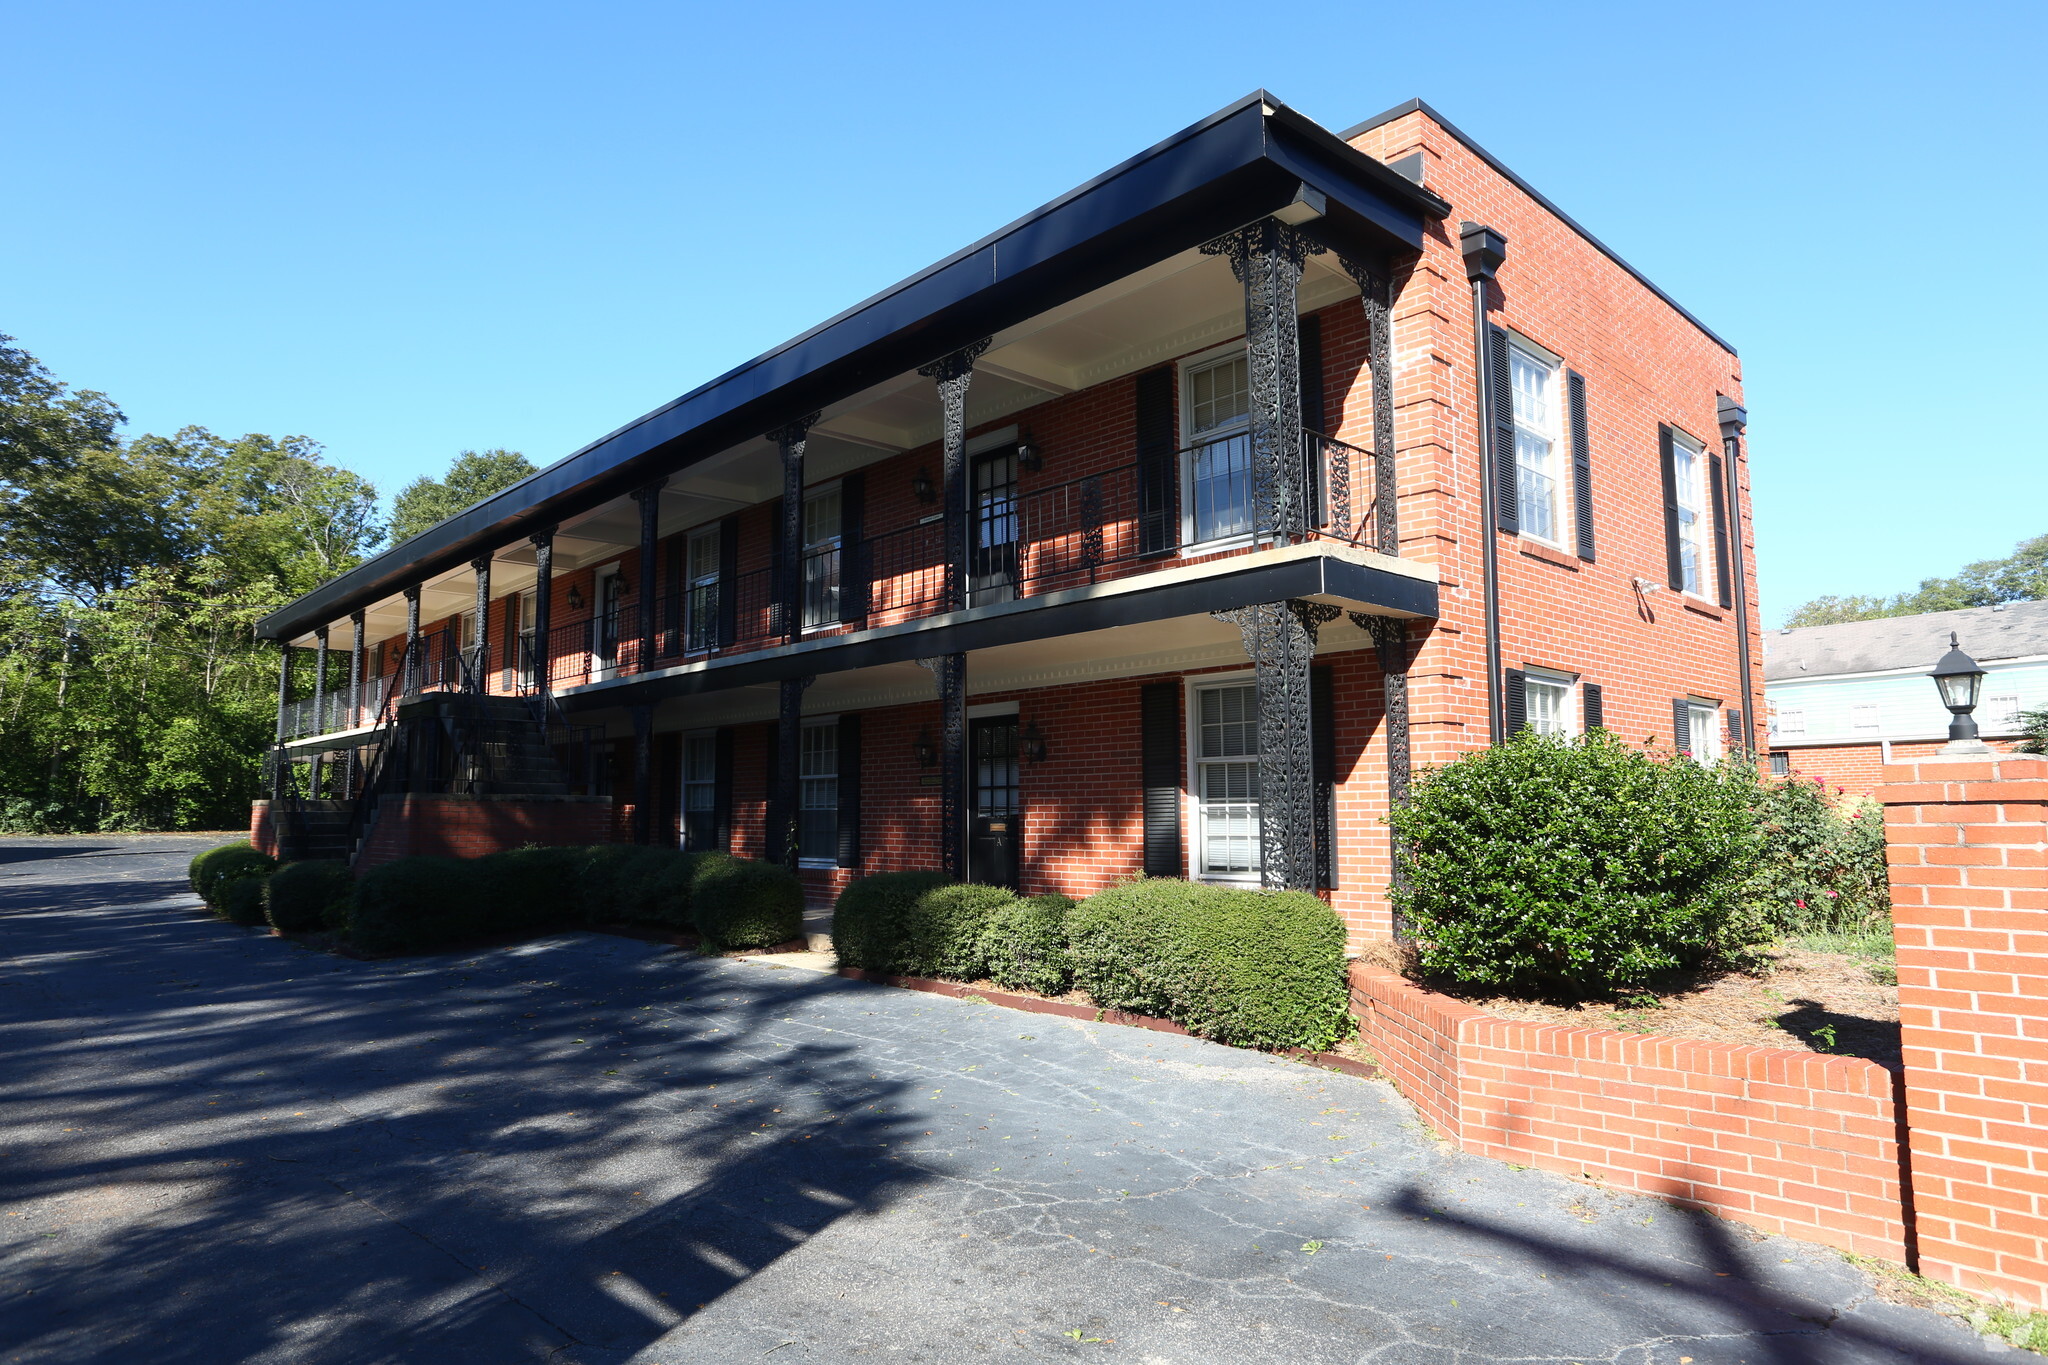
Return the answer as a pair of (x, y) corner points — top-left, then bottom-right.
(258, 93), (1761, 945)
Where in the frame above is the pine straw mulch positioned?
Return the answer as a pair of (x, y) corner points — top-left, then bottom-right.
(1378, 943), (1902, 1070)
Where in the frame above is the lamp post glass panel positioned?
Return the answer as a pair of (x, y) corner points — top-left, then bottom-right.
(1930, 632), (1989, 752)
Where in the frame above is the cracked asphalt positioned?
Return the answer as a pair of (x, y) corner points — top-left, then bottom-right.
(0, 835), (2011, 1363)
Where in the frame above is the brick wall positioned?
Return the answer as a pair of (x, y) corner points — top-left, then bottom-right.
(1777, 738), (2020, 800)
(249, 800), (275, 858)
(1880, 754), (2048, 1307)
(353, 794), (617, 873)
(1352, 965), (1910, 1260)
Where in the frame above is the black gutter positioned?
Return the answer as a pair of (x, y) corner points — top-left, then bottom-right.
(1719, 396), (1756, 749)
(1343, 98), (1737, 357)
(258, 92), (1445, 643)
(1462, 223), (1509, 746)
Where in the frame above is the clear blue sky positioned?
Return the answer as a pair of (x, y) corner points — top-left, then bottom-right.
(8, 1), (2042, 624)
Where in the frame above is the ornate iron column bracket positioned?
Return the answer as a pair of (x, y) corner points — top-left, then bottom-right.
(916, 652), (967, 880)
(629, 479), (666, 666)
(767, 417), (817, 641)
(470, 554), (492, 690)
(770, 673), (816, 867)
(1211, 598), (1334, 890)
(1203, 221), (1323, 543)
(529, 526), (557, 704)
(1338, 257), (1400, 556)
(346, 610), (365, 796)
(401, 586), (422, 698)
(918, 341), (991, 612)
(1354, 611), (1414, 929)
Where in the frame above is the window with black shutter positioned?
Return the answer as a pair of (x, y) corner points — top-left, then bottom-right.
(1568, 370), (1594, 561)
(1659, 426), (1684, 591)
(1488, 325), (1518, 535)
(836, 712), (862, 868)
(1709, 452), (1733, 608)
(1140, 683), (1181, 876)
(839, 471), (868, 626)
(1582, 681), (1605, 731)
(1503, 668), (1528, 737)
(711, 727), (734, 851)
(1671, 697), (1692, 756)
(1135, 368), (1177, 556)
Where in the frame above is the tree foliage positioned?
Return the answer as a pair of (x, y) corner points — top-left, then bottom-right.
(1783, 533), (2048, 627)
(389, 448), (536, 545)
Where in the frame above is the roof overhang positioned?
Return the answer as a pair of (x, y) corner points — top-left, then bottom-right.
(257, 91), (1446, 642)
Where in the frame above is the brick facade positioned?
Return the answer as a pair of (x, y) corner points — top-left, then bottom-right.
(352, 794), (616, 873)
(1776, 737), (2021, 801)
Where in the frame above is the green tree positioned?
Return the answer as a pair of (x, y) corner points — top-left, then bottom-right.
(1781, 532), (2048, 627)
(2016, 706), (2048, 756)
(389, 448), (536, 545)
(0, 333), (124, 483)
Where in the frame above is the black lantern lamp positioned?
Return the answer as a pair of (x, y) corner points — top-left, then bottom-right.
(1016, 433), (1043, 473)
(912, 469), (937, 504)
(914, 726), (938, 767)
(1021, 718), (1048, 763)
(566, 584), (585, 611)
(1930, 632), (1991, 754)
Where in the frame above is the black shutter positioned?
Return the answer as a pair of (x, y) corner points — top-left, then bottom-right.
(767, 497), (787, 639)
(1135, 367), (1177, 556)
(1503, 668), (1528, 737)
(839, 470), (867, 626)
(1568, 369), (1595, 562)
(661, 534), (682, 660)
(1671, 698), (1692, 756)
(1312, 665), (1336, 889)
(1299, 313), (1328, 527)
(1726, 707), (1745, 754)
(1709, 451), (1733, 609)
(1488, 325), (1518, 535)
(711, 727), (734, 852)
(1582, 681), (1604, 731)
(716, 516), (740, 647)
(1658, 426), (1683, 591)
(836, 712), (862, 868)
(764, 721), (783, 866)
(1140, 683), (1182, 876)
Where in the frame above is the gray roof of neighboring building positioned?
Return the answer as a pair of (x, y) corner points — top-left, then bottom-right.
(1763, 601), (2048, 680)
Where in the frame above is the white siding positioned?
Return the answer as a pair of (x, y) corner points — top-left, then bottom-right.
(1766, 658), (2048, 745)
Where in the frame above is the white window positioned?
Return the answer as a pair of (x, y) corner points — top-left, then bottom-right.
(517, 590), (537, 687)
(1984, 693), (2021, 730)
(801, 486), (842, 628)
(1524, 672), (1574, 737)
(1509, 344), (1565, 544)
(1193, 680), (1261, 877)
(682, 733), (718, 851)
(592, 565), (624, 670)
(1771, 707), (1805, 739)
(1182, 351), (1254, 546)
(459, 609), (478, 652)
(1672, 431), (1709, 597)
(684, 525), (720, 652)
(1851, 704), (1881, 734)
(798, 720), (839, 864)
(1687, 700), (1721, 762)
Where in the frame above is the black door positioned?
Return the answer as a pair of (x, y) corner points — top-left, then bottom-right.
(968, 715), (1020, 889)
(969, 448), (1019, 606)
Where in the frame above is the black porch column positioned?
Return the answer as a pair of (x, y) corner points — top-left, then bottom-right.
(631, 703), (654, 846)
(1204, 220), (1321, 542)
(470, 553), (492, 689)
(1215, 600), (1337, 891)
(309, 625), (329, 796)
(529, 526), (556, 704)
(402, 585), (422, 698)
(630, 480), (665, 666)
(1356, 612), (1414, 926)
(916, 652), (967, 880)
(769, 417), (816, 641)
(272, 640), (292, 802)
(769, 675), (814, 867)
(917, 341), (990, 611)
(1338, 258), (1401, 555)
(345, 610), (365, 796)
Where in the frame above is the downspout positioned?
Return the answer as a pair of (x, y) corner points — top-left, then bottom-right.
(1718, 397), (1756, 753)
(1461, 223), (1508, 745)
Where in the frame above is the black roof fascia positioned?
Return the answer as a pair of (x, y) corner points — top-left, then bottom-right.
(259, 92), (1444, 642)
(1342, 98), (1737, 356)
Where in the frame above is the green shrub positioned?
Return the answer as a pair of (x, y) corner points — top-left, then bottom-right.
(221, 873), (271, 926)
(898, 882), (1016, 979)
(1069, 879), (1350, 1051)
(189, 842), (275, 909)
(831, 871), (955, 973)
(1386, 731), (1767, 997)
(690, 855), (802, 951)
(265, 860), (355, 933)
(348, 856), (487, 954)
(479, 845), (588, 932)
(573, 844), (672, 922)
(1748, 777), (1891, 933)
(981, 893), (1075, 995)
(635, 851), (701, 928)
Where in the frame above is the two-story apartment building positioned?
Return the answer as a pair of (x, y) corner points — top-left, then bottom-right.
(254, 93), (1761, 945)
(1765, 601), (2047, 797)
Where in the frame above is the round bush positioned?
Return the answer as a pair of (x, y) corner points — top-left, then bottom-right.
(898, 883), (1016, 980)
(1386, 730), (1767, 997)
(479, 845), (589, 932)
(265, 860), (355, 933)
(1747, 778), (1890, 933)
(690, 855), (802, 951)
(1069, 879), (1350, 1051)
(189, 842), (275, 909)
(221, 873), (271, 926)
(574, 844), (675, 923)
(348, 856), (488, 954)
(980, 893), (1075, 995)
(831, 871), (955, 973)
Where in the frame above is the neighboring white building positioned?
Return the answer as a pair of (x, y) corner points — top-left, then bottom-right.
(1762, 601), (2047, 794)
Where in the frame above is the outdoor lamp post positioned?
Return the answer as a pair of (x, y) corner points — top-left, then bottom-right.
(1930, 632), (1992, 755)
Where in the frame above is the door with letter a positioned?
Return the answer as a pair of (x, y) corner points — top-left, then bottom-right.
(968, 716), (1020, 889)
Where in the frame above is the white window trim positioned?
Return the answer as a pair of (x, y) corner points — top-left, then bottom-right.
(1670, 426), (1715, 604)
(1177, 341), (1257, 557)
(1506, 336), (1571, 552)
(1522, 666), (1578, 738)
(1686, 697), (1722, 763)
(795, 714), (840, 870)
(799, 481), (844, 635)
(1185, 671), (1263, 885)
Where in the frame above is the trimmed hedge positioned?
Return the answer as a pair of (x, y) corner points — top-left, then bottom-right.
(348, 856), (486, 954)
(189, 842), (275, 910)
(981, 893), (1075, 996)
(1069, 879), (1351, 1052)
(479, 845), (589, 932)
(221, 873), (271, 926)
(265, 860), (354, 933)
(690, 853), (803, 951)
(831, 872), (958, 974)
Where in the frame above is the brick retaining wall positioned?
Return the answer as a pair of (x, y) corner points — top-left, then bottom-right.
(353, 794), (617, 872)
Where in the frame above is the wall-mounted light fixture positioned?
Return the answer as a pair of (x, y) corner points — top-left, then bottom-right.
(1016, 434), (1043, 473)
(566, 584), (585, 611)
(912, 469), (937, 504)
(914, 726), (938, 767)
(1021, 718), (1049, 763)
